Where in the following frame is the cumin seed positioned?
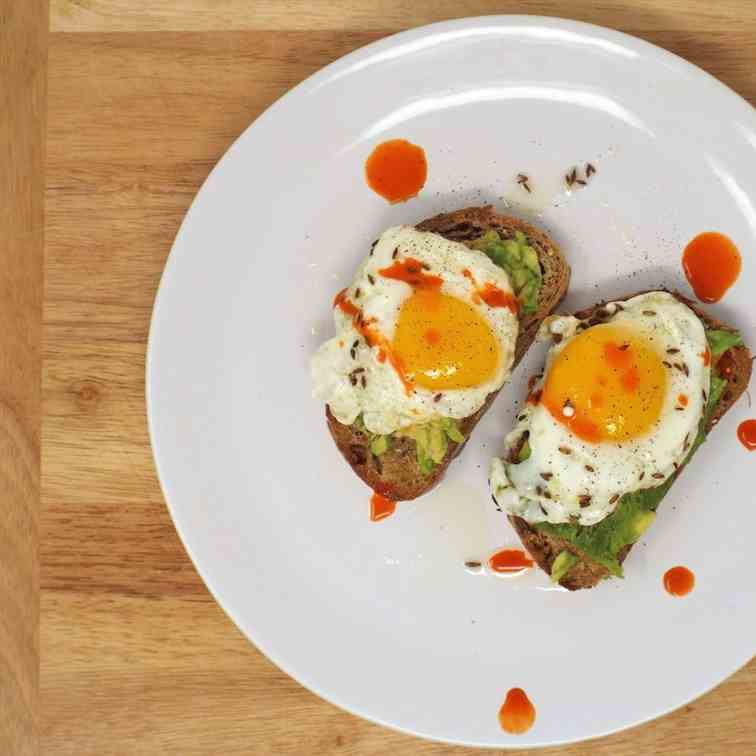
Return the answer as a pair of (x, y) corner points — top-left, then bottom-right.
(639, 471), (645, 480)
(367, 274), (375, 285)
(354, 287), (361, 298)
(576, 179), (587, 186)
(434, 393), (443, 403)
(652, 472), (665, 479)
(667, 348), (680, 354)
(609, 494), (620, 504)
(361, 375), (367, 388)
(586, 163), (596, 176)
(465, 560), (482, 569)
(392, 247), (398, 259)
(579, 495), (592, 508)
(558, 446), (572, 455)
(643, 310), (656, 316)
(663, 361), (672, 368)
(540, 472), (553, 481)
(585, 465), (595, 473)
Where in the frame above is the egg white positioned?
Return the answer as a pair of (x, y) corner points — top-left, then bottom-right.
(491, 291), (710, 526)
(311, 226), (519, 435)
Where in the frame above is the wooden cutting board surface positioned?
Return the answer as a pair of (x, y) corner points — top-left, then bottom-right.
(32, 1), (756, 753)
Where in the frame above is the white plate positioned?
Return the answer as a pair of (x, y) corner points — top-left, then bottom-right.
(147, 16), (756, 748)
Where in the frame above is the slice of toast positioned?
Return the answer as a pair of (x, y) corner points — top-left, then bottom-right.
(509, 291), (752, 590)
(326, 206), (570, 501)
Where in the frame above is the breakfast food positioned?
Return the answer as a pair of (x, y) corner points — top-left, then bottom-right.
(311, 206), (570, 501)
(490, 290), (752, 589)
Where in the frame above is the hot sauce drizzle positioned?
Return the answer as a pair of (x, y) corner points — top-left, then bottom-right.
(370, 492), (396, 522)
(682, 232), (741, 303)
(737, 419), (756, 450)
(488, 548), (534, 573)
(365, 139), (427, 204)
(499, 688), (536, 734)
(663, 565), (695, 596)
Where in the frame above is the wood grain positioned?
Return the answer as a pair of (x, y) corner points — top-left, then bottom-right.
(0, 2), (45, 755)
(50, 0), (756, 32)
(42, 3), (756, 755)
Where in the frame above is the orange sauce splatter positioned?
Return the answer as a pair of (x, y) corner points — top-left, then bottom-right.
(488, 548), (534, 573)
(333, 289), (413, 393)
(663, 565), (695, 596)
(701, 347), (711, 367)
(527, 388), (542, 406)
(462, 269), (518, 313)
(737, 419), (756, 450)
(682, 232), (741, 303)
(678, 394), (689, 407)
(379, 257), (442, 289)
(499, 688), (536, 735)
(370, 492), (396, 522)
(477, 283), (519, 314)
(365, 139), (427, 204)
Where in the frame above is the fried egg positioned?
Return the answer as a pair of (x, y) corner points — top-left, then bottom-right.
(490, 292), (710, 526)
(311, 226), (519, 435)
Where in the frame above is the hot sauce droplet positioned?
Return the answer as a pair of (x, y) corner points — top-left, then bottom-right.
(488, 548), (534, 573)
(499, 688), (536, 735)
(370, 492), (396, 522)
(663, 565), (695, 596)
(365, 139), (427, 204)
(682, 232), (741, 303)
(737, 419), (756, 450)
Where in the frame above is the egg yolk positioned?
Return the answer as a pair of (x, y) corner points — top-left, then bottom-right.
(392, 290), (501, 390)
(542, 324), (667, 442)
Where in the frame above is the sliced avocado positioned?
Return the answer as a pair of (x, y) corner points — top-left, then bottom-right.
(471, 230), (542, 315)
(517, 439), (531, 463)
(369, 434), (390, 456)
(630, 510), (656, 540)
(551, 551), (579, 583)
(440, 417), (465, 443)
(429, 424), (448, 464)
(706, 328), (743, 358)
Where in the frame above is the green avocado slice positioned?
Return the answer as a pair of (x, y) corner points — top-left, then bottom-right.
(470, 230), (542, 315)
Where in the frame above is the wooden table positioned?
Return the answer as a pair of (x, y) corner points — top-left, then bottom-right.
(3, 1), (754, 753)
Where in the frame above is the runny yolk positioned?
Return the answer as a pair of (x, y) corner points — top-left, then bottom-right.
(391, 289), (501, 390)
(365, 139), (427, 204)
(737, 419), (756, 450)
(370, 492), (396, 522)
(499, 688), (536, 735)
(682, 231), (741, 303)
(542, 324), (667, 442)
(663, 565), (695, 596)
(488, 549), (534, 573)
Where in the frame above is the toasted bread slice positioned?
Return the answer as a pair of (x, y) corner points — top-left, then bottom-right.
(326, 206), (570, 501)
(509, 291), (752, 590)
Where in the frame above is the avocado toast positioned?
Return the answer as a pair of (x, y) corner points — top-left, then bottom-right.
(322, 205), (570, 501)
(501, 292), (752, 590)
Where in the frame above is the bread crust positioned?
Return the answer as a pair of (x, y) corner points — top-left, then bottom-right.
(509, 290), (753, 590)
(325, 206), (570, 500)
